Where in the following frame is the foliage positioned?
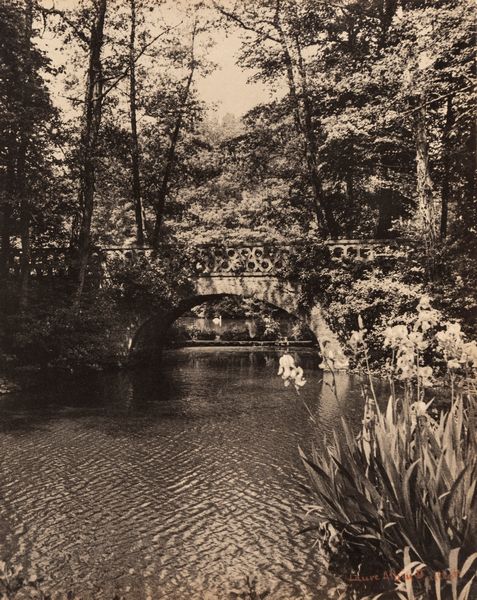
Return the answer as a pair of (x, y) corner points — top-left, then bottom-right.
(214, 0), (475, 241)
(219, 327), (251, 342)
(427, 239), (477, 339)
(3, 293), (123, 370)
(285, 244), (426, 365)
(256, 315), (281, 341)
(1, 248), (195, 369)
(289, 320), (314, 342)
(168, 324), (217, 342)
(106, 249), (195, 313)
(300, 305), (477, 599)
(0, 0), (62, 277)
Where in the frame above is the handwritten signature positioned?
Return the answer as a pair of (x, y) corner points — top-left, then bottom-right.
(346, 570), (461, 583)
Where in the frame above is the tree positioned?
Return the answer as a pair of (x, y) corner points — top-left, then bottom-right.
(152, 20), (198, 247)
(0, 0), (22, 280)
(216, 0), (343, 237)
(17, 0), (34, 308)
(0, 0), (56, 305)
(72, 0), (108, 302)
(128, 0), (144, 245)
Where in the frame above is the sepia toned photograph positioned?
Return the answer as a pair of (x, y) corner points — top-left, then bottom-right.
(0, 0), (476, 598)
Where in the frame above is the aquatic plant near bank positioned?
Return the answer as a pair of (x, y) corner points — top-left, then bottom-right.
(300, 303), (477, 600)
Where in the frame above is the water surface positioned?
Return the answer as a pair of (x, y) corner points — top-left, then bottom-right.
(0, 348), (367, 599)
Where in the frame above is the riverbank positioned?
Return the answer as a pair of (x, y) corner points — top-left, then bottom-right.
(168, 340), (316, 347)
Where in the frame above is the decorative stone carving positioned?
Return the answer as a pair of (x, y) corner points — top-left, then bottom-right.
(10, 240), (402, 279)
(193, 245), (286, 276)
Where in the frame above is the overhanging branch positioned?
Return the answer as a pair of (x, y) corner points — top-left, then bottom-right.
(34, 1), (90, 45)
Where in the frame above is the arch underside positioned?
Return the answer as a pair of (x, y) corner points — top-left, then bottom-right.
(130, 276), (349, 370)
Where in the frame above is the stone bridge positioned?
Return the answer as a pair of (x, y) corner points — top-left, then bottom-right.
(10, 240), (402, 369)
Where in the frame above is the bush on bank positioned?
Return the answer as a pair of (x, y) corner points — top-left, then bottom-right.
(0, 250), (196, 371)
(285, 240), (477, 368)
(284, 244), (424, 366)
(426, 240), (477, 340)
(2, 294), (122, 370)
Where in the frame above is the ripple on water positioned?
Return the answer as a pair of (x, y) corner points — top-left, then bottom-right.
(0, 348), (370, 599)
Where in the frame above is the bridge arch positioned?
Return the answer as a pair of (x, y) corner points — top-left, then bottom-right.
(130, 275), (349, 370)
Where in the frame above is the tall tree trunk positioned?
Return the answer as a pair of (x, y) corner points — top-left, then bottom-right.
(440, 95), (453, 239)
(152, 66), (195, 247)
(377, 0), (399, 49)
(129, 0), (144, 246)
(414, 94), (437, 244)
(463, 116), (476, 213)
(17, 0), (34, 310)
(274, 16), (339, 238)
(72, 0), (107, 303)
(152, 23), (197, 247)
(0, 146), (15, 281)
(1, 204), (12, 281)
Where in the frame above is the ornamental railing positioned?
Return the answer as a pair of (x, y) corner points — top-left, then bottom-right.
(7, 239), (403, 278)
(190, 240), (402, 276)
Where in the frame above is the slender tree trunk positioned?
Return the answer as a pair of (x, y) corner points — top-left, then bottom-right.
(414, 94), (437, 244)
(152, 24), (196, 247)
(464, 116), (476, 211)
(0, 145), (15, 280)
(17, 0), (34, 309)
(274, 18), (339, 238)
(129, 0), (144, 246)
(1, 203), (12, 280)
(152, 66), (195, 247)
(377, 0), (399, 49)
(440, 96), (453, 239)
(72, 0), (107, 303)
(296, 72), (339, 236)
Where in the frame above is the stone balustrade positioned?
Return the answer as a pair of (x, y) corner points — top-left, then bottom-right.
(192, 245), (286, 276)
(8, 239), (403, 279)
(191, 240), (402, 276)
(325, 239), (402, 262)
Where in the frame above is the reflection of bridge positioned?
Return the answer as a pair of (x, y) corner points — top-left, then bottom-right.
(10, 240), (402, 369)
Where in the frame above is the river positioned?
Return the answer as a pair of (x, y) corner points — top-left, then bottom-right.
(0, 348), (369, 599)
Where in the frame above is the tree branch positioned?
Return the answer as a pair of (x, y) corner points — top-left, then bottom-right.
(391, 84), (474, 120)
(100, 29), (172, 100)
(213, 2), (281, 44)
(34, 1), (90, 44)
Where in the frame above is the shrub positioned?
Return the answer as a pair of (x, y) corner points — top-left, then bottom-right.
(426, 239), (477, 339)
(4, 294), (122, 370)
(300, 302), (477, 600)
(324, 269), (425, 366)
(107, 248), (195, 313)
(284, 244), (427, 365)
(289, 320), (314, 342)
(221, 327), (251, 341)
(186, 326), (216, 341)
(257, 315), (281, 341)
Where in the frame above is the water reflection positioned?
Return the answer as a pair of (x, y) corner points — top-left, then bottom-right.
(0, 348), (376, 599)
(174, 316), (300, 339)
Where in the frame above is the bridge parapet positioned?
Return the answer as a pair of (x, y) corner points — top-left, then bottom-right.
(192, 239), (401, 276)
(193, 245), (285, 276)
(326, 239), (403, 262)
(9, 239), (403, 278)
